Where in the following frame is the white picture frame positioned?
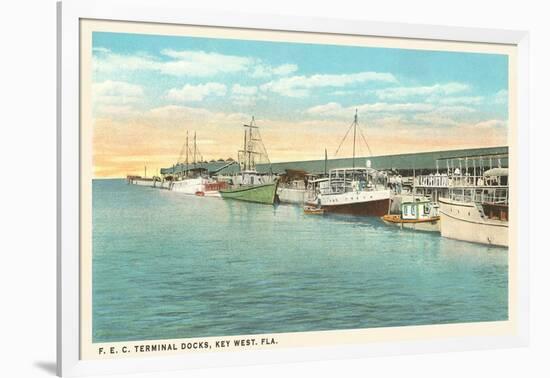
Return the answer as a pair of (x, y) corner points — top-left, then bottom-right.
(57, 0), (530, 376)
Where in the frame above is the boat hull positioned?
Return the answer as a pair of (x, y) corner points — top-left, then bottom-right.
(129, 178), (156, 187)
(277, 187), (306, 204)
(171, 177), (207, 195)
(304, 206), (324, 215)
(321, 198), (390, 216)
(382, 214), (440, 232)
(438, 197), (508, 247)
(170, 178), (226, 197)
(317, 190), (391, 216)
(220, 182), (279, 205)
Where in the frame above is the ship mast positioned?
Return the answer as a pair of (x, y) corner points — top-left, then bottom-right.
(242, 127), (247, 170)
(193, 131), (197, 167)
(334, 109), (372, 165)
(352, 109), (357, 169)
(324, 148), (328, 176)
(248, 117), (253, 170)
(185, 130), (189, 176)
(242, 116), (259, 171)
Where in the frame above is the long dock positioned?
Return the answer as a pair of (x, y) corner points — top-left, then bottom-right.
(160, 146), (508, 177)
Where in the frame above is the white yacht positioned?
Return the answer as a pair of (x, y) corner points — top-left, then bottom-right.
(308, 165), (391, 216)
(438, 162), (509, 247)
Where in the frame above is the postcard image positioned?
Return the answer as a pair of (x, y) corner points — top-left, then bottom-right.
(79, 19), (517, 360)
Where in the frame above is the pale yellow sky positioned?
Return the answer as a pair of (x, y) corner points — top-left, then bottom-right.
(92, 111), (507, 178)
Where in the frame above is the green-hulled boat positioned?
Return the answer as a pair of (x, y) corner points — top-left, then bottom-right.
(219, 116), (279, 205)
(220, 180), (279, 204)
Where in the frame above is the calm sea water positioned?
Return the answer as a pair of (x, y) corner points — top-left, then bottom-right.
(92, 179), (508, 343)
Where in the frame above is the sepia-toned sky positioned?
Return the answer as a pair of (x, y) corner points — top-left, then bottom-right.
(92, 32), (509, 178)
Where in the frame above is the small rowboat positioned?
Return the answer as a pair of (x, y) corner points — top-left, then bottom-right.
(304, 206), (324, 215)
(381, 214), (440, 232)
(382, 214), (440, 224)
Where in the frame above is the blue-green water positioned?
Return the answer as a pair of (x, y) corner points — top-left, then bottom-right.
(92, 179), (508, 343)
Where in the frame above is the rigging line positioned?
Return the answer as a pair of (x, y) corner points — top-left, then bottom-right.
(358, 124), (373, 156)
(255, 127), (271, 165)
(194, 144), (202, 164)
(334, 120), (355, 156)
(177, 144), (186, 165)
(176, 132), (187, 165)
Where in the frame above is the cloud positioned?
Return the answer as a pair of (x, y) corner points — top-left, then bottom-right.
(358, 102), (435, 113)
(159, 50), (252, 76)
(93, 80), (144, 104)
(147, 105), (248, 124)
(231, 84), (258, 96)
(434, 105), (475, 114)
(93, 52), (159, 74)
(374, 82), (469, 100)
(474, 119), (507, 128)
(306, 102), (345, 116)
(92, 47), (111, 54)
(251, 63), (298, 78)
(412, 112), (506, 130)
(94, 49), (252, 77)
(493, 89), (508, 104)
(438, 96), (484, 105)
(412, 113), (460, 127)
(94, 105), (139, 117)
(166, 83), (227, 102)
(230, 84), (265, 107)
(331, 90), (353, 96)
(93, 49), (299, 79)
(92, 81), (144, 117)
(261, 71), (397, 98)
(305, 101), (484, 134)
(306, 101), (434, 118)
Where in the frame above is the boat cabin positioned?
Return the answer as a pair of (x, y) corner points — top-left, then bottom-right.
(305, 177), (329, 203)
(230, 170), (276, 186)
(401, 200), (439, 220)
(327, 167), (387, 195)
(483, 167), (508, 186)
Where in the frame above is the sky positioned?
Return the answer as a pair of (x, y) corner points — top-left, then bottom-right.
(91, 32), (509, 178)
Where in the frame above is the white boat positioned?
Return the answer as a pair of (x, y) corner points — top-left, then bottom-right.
(168, 132), (226, 197)
(439, 197), (507, 246)
(170, 175), (223, 197)
(127, 176), (156, 187)
(382, 200), (440, 232)
(278, 180), (307, 204)
(438, 162), (509, 247)
(309, 166), (391, 216)
(305, 110), (390, 216)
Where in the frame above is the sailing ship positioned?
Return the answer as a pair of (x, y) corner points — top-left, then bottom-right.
(170, 131), (226, 197)
(306, 110), (391, 216)
(219, 117), (279, 205)
(437, 155), (509, 247)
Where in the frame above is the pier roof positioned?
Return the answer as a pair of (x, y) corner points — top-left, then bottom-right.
(160, 146), (508, 176)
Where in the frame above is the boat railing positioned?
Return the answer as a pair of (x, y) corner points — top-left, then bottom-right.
(327, 181), (386, 195)
(414, 173), (505, 189)
(414, 174), (450, 188)
(448, 187), (509, 205)
(327, 169), (388, 195)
